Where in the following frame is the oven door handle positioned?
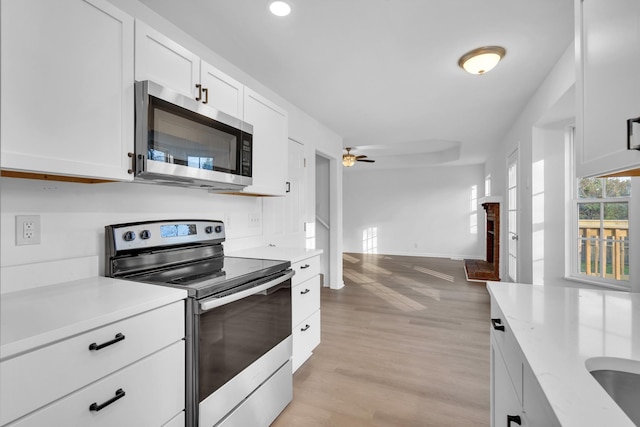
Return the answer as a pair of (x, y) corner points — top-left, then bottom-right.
(199, 269), (294, 312)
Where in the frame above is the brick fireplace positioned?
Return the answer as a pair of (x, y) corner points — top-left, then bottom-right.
(465, 201), (501, 281)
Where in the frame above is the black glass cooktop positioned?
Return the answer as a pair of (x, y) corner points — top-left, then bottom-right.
(125, 256), (290, 298)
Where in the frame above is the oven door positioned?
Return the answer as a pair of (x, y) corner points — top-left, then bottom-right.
(195, 270), (293, 427)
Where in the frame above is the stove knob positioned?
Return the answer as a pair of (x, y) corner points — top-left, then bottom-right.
(215, 225), (223, 233)
(123, 231), (136, 242)
(140, 230), (151, 240)
(205, 226), (213, 234)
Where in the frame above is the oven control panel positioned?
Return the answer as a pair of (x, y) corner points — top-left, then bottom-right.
(107, 220), (225, 252)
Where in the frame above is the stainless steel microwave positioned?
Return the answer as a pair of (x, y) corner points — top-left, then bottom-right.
(134, 80), (253, 191)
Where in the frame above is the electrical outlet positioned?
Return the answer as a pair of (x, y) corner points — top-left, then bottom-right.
(248, 212), (261, 228)
(16, 215), (41, 246)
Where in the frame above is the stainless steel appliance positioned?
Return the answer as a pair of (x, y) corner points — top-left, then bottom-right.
(105, 219), (293, 427)
(134, 81), (253, 191)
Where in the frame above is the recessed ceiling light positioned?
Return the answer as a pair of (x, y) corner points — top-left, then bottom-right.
(458, 46), (506, 75)
(269, 1), (291, 17)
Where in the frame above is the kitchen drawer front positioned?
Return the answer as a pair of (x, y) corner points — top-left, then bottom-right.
(292, 309), (321, 372)
(291, 256), (320, 286)
(490, 298), (523, 404)
(9, 340), (185, 427)
(292, 275), (320, 326)
(0, 301), (184, 425)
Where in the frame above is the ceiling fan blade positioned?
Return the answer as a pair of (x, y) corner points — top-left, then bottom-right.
(357, 159), (375, 163)
(355, 155), (368, 159)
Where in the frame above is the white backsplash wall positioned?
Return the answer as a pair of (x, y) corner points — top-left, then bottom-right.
(0, 177), (267, 275)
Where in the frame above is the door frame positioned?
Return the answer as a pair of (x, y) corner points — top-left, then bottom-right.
(506, 148), (520, 282)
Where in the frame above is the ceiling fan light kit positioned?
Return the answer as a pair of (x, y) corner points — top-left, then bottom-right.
(458, 46), (506, 75)
(343, 147), (375, 167)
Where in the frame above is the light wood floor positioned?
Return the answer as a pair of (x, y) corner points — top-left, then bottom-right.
(272, 253), (491, 427)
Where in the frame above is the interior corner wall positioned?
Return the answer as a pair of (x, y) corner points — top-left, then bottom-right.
(532, 126), (571, 286)
(342, 165), (485, 259)
(485, 42), (575, 284)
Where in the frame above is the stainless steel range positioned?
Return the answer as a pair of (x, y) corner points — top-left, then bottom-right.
(105, 219), (293, 427)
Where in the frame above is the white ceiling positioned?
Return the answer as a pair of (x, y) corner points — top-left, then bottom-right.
(138, 0), (574, 169)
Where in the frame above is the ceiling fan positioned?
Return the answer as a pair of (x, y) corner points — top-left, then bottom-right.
(342, 147), (375, 167)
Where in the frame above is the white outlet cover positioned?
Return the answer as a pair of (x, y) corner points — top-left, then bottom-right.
(16, 215), (41, 245)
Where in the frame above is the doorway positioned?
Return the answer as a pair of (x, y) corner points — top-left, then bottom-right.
(315, 154), (330, 286)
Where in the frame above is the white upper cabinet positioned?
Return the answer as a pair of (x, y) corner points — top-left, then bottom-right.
(0, 0), (135, 181)
(134, 20), (199, 100)
(200, 61), (244, 119)
(135, 20), (243, 118)
(135, 20), (288, 195)
(243, 88), (288, 196)
(576, 0), (640, 177)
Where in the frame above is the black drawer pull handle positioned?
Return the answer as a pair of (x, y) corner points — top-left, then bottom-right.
(507, 414), (521, 426)
(89, 388), (125, 412)
(300, 264), (310, 269)
(89, 333), (125, 351)
(491, 318), (505, 332)
(300, 288), (310, 295)
(301, 324), (311, 332)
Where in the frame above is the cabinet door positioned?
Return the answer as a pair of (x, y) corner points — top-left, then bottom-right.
(200, 61), (244, 118)
(0, 0), (134, 181)
(577, 0), (640, 177)
(243, 88), (288, 196)
(491, 343), (523, 427)
(134, 20), (199, 100)
(522, 362), (560, 427)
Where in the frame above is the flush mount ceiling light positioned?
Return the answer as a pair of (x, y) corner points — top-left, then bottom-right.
(458, 46), (506, 75)
(269, 1), (291, 16)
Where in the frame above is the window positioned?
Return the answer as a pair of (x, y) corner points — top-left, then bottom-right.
(574, 177), (631, 286)
(485, 174), (491, 197)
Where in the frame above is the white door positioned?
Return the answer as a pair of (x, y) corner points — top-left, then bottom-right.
(507, 149), (519, 282)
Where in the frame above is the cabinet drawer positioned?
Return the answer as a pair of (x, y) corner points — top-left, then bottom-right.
(490, 299), (523, 404)
(292, 275), (320, 326)
(0, 301), (184, 425)
(9, 341), (185, 427)
(292, 310), (321, 372)
(291, 256), (320, 286)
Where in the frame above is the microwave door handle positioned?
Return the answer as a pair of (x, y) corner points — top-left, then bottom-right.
(199, 269), (294, 312)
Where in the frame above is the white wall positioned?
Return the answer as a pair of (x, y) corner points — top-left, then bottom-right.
(485, 43), (576, 284)
(343, 165), (485, 259)
(532, 125), (571, 285)
(1, 0), (345, 288)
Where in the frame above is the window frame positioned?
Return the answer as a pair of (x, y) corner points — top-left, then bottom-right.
(568, 129), (631, 291)
(570, 183), (631, 291)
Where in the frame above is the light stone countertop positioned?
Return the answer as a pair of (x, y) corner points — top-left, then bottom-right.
(1, 277), (187, 360)
(488, 282), (640, 427)
(228, 246), (323, 264)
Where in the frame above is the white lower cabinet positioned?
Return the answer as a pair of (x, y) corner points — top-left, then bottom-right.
(9, 341), (184, 427)
(490, 297), (559, 427)
(291, 255), (321, 372)
(0, 301), (186, 427)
